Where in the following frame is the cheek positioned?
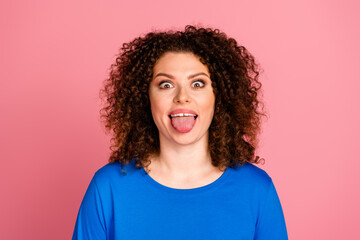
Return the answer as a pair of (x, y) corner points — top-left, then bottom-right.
(150, 97), (168, 119)
(203, 94), (216, 113)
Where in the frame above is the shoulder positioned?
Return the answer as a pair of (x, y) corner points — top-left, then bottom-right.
(230, 162), (273, 191)
(91, 159), (140, 187)
(232, 162), (271, 181)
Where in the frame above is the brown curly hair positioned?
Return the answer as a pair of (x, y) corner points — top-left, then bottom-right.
(99, 25), (266, 174)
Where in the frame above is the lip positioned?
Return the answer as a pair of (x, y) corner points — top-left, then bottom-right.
(169, 108), (198, 116)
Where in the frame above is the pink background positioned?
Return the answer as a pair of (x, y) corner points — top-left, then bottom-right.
(1, 0), (359, 239)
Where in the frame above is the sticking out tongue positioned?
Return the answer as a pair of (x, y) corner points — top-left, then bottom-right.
(170, 116), (196, 133)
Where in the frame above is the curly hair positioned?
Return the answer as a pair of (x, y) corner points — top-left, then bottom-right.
(99, 25), (266, 174)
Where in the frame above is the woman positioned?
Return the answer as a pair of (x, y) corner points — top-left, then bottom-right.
(72, 25), (288, 239)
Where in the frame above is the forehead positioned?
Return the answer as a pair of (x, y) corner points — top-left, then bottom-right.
(153, 52), (209, 75)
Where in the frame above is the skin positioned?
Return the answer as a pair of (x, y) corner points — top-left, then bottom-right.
(148, 52), (224, 189)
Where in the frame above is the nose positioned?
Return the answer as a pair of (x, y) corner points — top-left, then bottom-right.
(173, 85), (191, 103)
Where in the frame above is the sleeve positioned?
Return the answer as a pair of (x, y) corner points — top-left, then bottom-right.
(254, 180), (288, 240)
(72, 174), (107, 240)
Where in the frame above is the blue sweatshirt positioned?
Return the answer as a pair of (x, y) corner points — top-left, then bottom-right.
(72, 159), (288, 239)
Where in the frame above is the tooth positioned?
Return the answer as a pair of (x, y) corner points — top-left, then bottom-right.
(170, 113), (197, 118)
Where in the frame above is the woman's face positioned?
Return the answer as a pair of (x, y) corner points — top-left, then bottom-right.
(149, 51), (215, 146)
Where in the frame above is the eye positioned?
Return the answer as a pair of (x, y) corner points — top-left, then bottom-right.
(159, 81), (173, 89)
(192, 80), (205, 88)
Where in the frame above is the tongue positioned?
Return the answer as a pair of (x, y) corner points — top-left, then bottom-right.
(171, 116), (196, 133)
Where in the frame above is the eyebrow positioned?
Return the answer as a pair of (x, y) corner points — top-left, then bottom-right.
(153, 72), (210, 79)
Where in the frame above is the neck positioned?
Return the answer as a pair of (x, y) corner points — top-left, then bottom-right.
(149, 132), (214, 178)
